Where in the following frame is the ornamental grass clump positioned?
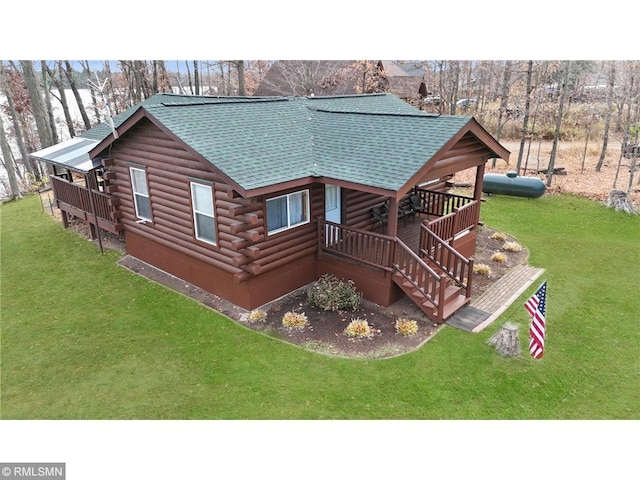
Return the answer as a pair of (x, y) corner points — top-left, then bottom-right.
(502, 241), (523, 252)
(490, 231), (507, 241)
(491, 251), (508, 263)
(344, 318), (373, 338)
(307, 274), (363, 311)
(247, 309), (267, 323)
(395, 318), (419, 336)
(282, 311), (308, 330)
(473, 263), (492, 276)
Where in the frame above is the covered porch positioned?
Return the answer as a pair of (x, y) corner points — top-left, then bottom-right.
(317, 186), (481, 324)
(29, 137), (123, 240)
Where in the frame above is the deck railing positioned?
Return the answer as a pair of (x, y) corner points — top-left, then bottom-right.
(319, 220), (395, 271)
(392, 238), (447, 318)
(51, 175), (114, 222)
(426, 199), (479, 242)
(419, 225), (474, 297)
(413, 188), (475, 217)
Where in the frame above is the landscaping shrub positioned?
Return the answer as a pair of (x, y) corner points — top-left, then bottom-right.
(344, 318), (373, 338)
(395, 318), (419, 336)
(282, 311), (308, 330)
(502, 241), (523, 252)
(473, 263), (492, 276)
(307, 274), (362, 311)
(491, 251), (508, 263)
(490, 231), (507, 241)
(247, 309), (267, 323)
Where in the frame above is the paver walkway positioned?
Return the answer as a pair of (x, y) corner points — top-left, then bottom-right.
(445, 264), (545, 333)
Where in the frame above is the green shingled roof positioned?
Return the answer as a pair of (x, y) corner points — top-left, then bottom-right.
(81, 93), (477, 193)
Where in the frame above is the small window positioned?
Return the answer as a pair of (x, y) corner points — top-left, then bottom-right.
(325, 185), (338, 211)
(130, 167), (152, 221)
(191, 182), (217, 245)
(266, 189), (310, 234)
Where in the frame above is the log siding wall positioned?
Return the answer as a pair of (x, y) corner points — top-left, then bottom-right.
(99, 119), (490, 310)
(105, 119), (325, 308)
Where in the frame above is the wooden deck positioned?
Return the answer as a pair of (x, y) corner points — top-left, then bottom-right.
(397, 214), (430, 253)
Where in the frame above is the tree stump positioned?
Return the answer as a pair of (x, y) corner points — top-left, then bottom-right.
(487, 322), (522, 357)
(604, 190), (638, 215)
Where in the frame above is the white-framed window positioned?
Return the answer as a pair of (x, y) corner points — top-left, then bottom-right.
(266, 189), (310, 234)
(129, 167), (152, 221)
(190, 181), (217, 245)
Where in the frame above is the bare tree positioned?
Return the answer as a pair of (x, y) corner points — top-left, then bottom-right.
(0, 62), (38, 181)
(19, 60), (54, 149)
(547, 61), (572, 187)
(596, 61), (615, 172)
(80, 61), (101, 124)
(516, 60), (534, 174)
(40, 61), (59, 145)
(0, 112), (21, 199)
(236, 60), (245, 96)
(492, 61), (512, 166)
(44, 62), (76, 138)
(63, 60), (92, 131)
(193, 60), (200, 95)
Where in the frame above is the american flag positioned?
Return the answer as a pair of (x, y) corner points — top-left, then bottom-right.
(524, 281), (547, 359)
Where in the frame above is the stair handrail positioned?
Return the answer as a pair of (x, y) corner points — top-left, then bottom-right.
(392, 238), (445, 313)
(420, 224), (473, 297)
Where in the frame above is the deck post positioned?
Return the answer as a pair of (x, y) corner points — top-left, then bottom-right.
(386, 197), (399, 238)
(85, 173), (104, 254)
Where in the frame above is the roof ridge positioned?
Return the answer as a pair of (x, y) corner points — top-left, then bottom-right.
(308, 106), (441, 118)
(153, 97), (288, 107)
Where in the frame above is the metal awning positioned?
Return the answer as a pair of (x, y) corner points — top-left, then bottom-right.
(29, 137), (101, 173)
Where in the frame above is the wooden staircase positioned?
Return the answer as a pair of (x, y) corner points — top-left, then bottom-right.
(391, 237), (471, 324)
(391, 203), (477, 324)
(392, 269), (469, 323)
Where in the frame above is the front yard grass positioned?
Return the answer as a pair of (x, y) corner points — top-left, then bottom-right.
(1, 194), (638, 419)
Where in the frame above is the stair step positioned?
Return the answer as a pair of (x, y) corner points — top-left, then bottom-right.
(436, 293), (470, 320)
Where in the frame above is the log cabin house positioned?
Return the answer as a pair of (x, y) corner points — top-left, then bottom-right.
(30, 93), (509, 324)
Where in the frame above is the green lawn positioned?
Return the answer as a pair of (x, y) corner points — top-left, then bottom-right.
(1, 194), (638, 419)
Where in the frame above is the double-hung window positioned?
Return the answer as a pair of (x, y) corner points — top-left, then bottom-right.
(266, 189), (310, 234)
(129, 167), (152, 221)
(190, 181), (217, 245)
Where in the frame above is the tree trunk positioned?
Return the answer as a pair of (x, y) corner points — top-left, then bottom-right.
(487, 322), (521, 357)
(80, 61), (101, 124)
(516, 60), (533, 174)
(596, 61), (615, 172)
(63, 60), (92, 131)
(547, 61), (572, 187)
(20, 60), (54, 149)
(237, 60), (245, 96)
(185, 61), (193, 94)
(493, 60), (511, 167)
(0, 112), (22, 200)
(194, 60), (200, 95)
(47, 62), (75, 138)
(0, 63), (36, 180)
(41, 61), (59, 145)
(103, 61), (120, 114)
